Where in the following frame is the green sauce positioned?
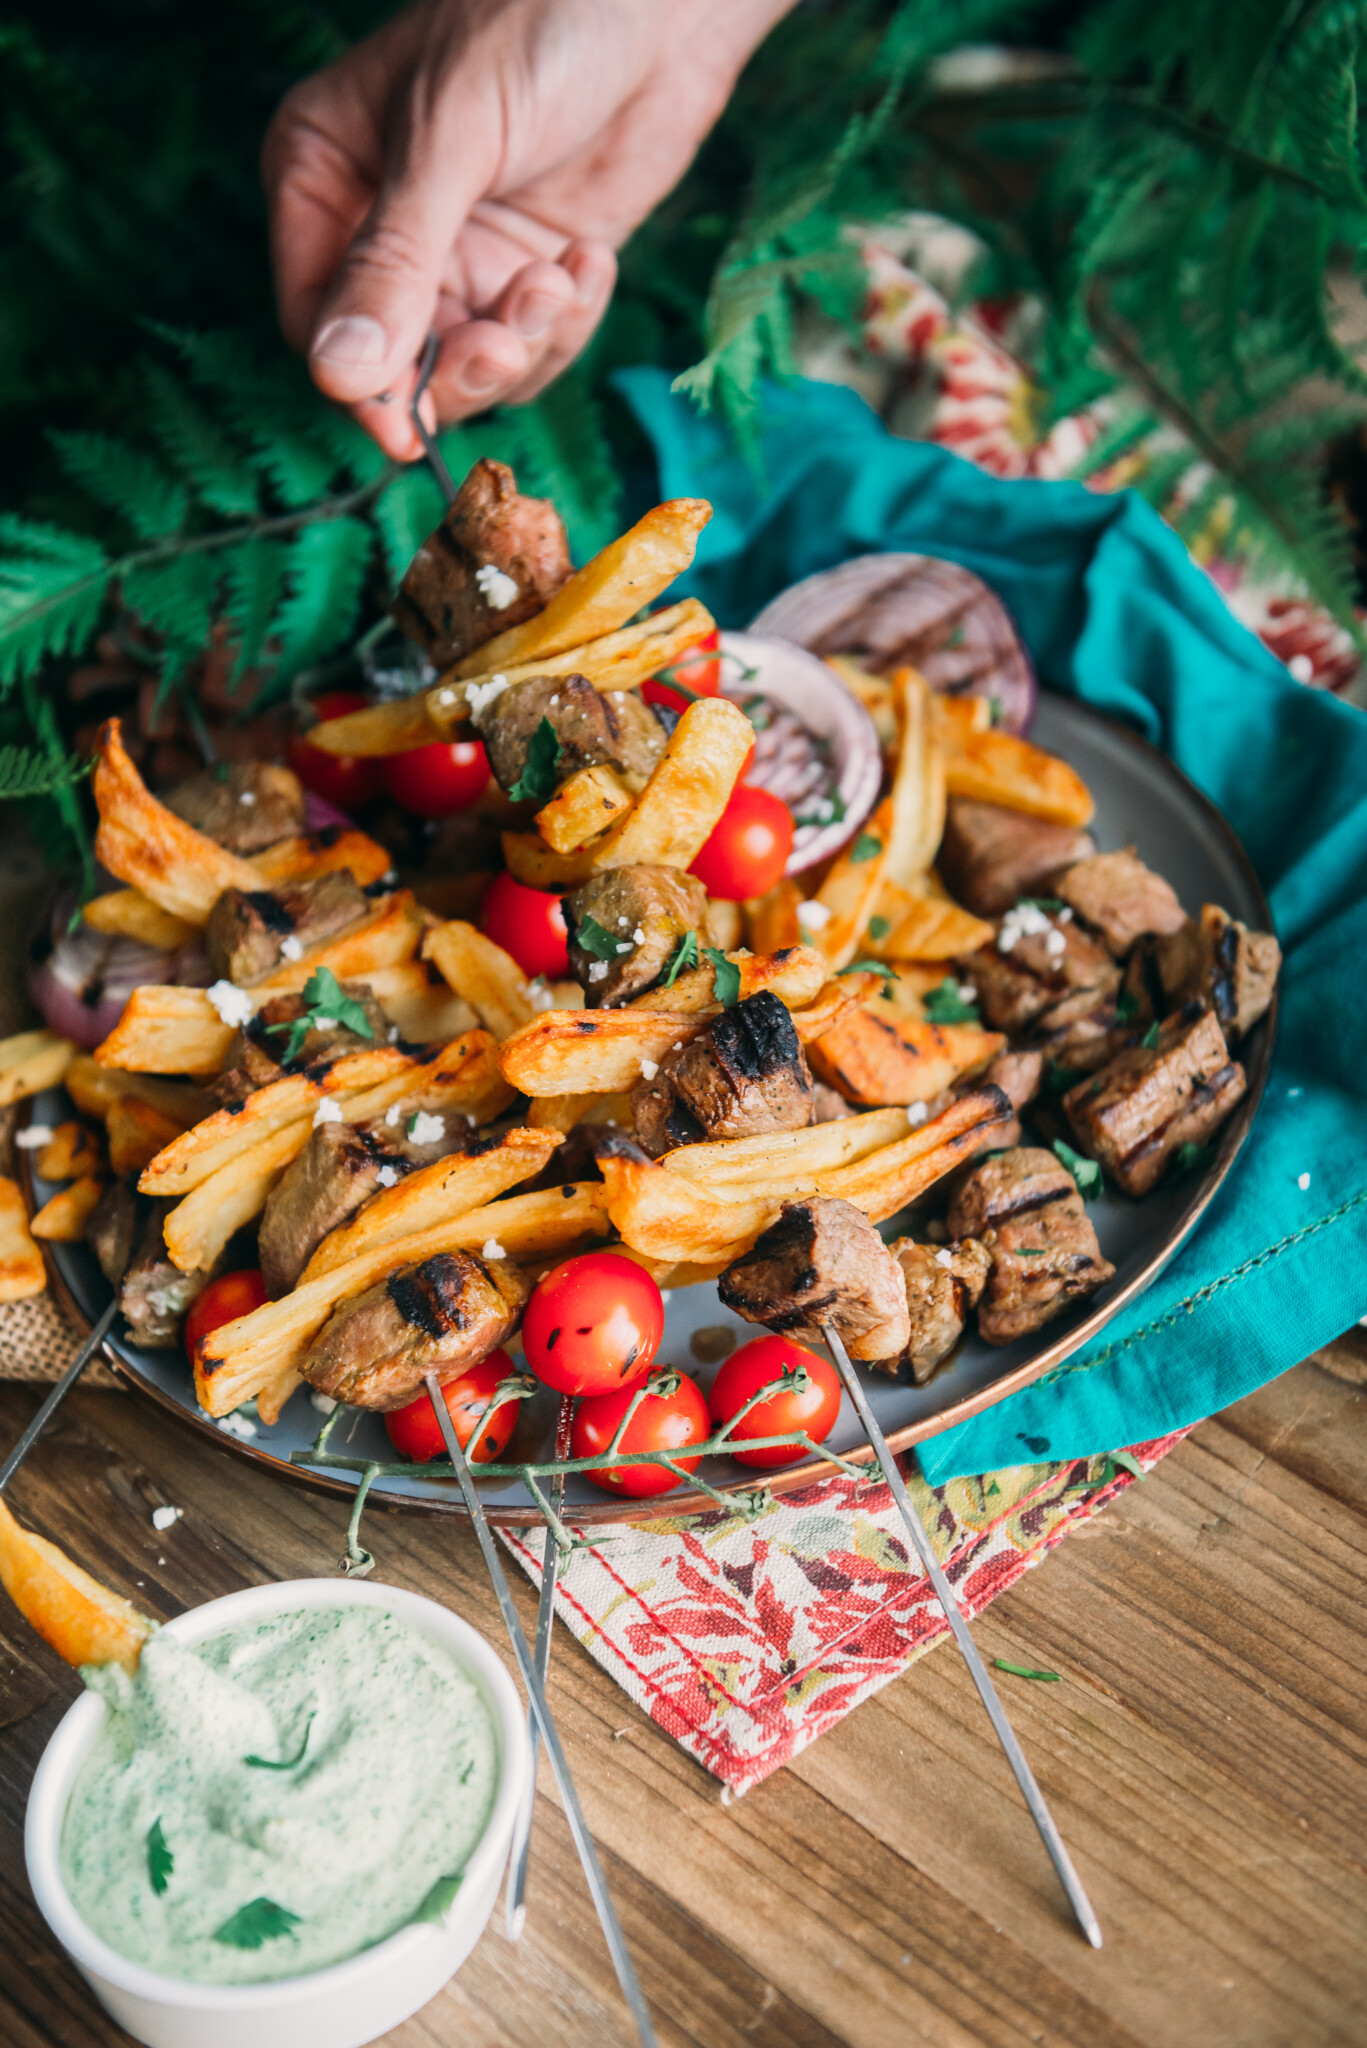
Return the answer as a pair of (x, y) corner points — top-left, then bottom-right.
(60, 1607), (497, 1984)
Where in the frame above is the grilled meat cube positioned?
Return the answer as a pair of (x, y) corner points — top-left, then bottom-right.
(1197, 905), (1280, 1042)
(1064, 1002), (1246, 1197)
(938, 799), (1096, 918)
(812, 1082), (855, 1123)
(881, 1236), (992, 1382)
(205, 871), (370, 987)
(966, 1049), (1044, 1148)
(163, 761), (305, 855)
(1054, 848), (1186, 958)
(632, 991), (814, 1157)
(720, 1197), (911, 1362)
(957, 908), (1118, 1035)
(87, 1181), (221, 1347)
(947, 1147), (1115, 1346)
(477, 674), (665, 797)
(565, 863), (708, 1007)
(392, 457), (571, 667)
(300, 1249), (530, 1410)
(1029, 985), (1127, 1076)
(210, 984), (388, 1106)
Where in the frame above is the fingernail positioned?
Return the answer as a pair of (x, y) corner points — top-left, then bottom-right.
(311, 315), (388, 367)
(511, 291), (561, 340)
(458, 355), (503, 396)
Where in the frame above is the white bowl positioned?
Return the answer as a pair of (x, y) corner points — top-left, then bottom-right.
(25, 1578), (528, 2048)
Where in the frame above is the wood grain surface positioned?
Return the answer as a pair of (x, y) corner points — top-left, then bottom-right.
(1, 1351), (1365, 2048)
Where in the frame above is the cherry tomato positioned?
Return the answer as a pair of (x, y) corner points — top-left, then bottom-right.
(689, 782), (794, 901)
(522, 1251), (664, 1397)
(478, 869), (570, 980)
(572, 1368), (710, 1497)
(707, 1335), (841, 1469)
(642, 628), (722, 715)
(383, 1350), (520, 1465)
(382, 737), (490, 818)
(289, 691), (384, 812)
(184, 1269), (268, 1363)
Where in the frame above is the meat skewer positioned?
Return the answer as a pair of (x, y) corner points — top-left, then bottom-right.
(505, 1390), (574, 1941)
(422, 1374), (657, 2048)
(0, 1298), (119, 1495)
(409, 332), (457, 503)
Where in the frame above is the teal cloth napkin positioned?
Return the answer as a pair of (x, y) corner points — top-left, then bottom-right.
(617, 368), (1367, 1480)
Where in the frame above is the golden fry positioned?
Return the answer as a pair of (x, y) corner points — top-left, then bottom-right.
(0, 1030), (74, 1108)
(941, 726), (1095, 827)
(500, 830), (599, 891)
(251, 828), (393, 890)
(886, 667), (947, 884)
(826, 654), (897, 749)
(64, 1056), (207, 1130)
(249, 893), (423, 1000)
(819, 1085), (1012, 1220)
(0, 1498), (150, 1673)
(83, 890), (197, 951)
(423, 920), (535, 1040)
(631, 944), (828, 1017)
(660, 1106), (914, 1191)
(743, 879), (802, 956)
(597, 1142), (777, 1265)
(162, 1119), (311, 1275)
(808, 797), (892, 970)
(595, 696), (753, 872)
(0, 1176), (45, 1299)
(35, 1122), (103, 1182)
(30, 1176), (106, 1242)
(365, 963), (479, 1046)
(107, 1097), (189, 1178)
(499, 1010), (706, 1097)
(340, 1030), (515, 1128)
(807, 1008), (1005, 1108)
(93, 719), (260, 923)
(929, 693), (991, 742)
(535, 764), (632, 854)
(862, 883), (993, 962)
(95, 987), (234, 1077)
(787, 975), (879, 1044)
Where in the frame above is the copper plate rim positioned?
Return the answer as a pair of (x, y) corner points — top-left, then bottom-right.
(30, 696), (1277, 1525)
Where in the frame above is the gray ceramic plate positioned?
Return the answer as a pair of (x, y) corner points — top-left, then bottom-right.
(35, 682), (1274, 1524)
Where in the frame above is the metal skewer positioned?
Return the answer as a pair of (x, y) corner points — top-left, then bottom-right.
(820, 1323), (1103, 1949)
(423, 1376), (656, 2046)
(0, 1298), (119, 1495)
(505, 1392), (573, 1939)
(410, 334), (457, 504)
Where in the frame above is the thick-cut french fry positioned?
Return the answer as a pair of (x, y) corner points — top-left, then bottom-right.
(35, 1122), (102, 1182)
(95, 987), (234, 1077)
(885, 667), (947, 885)
(454, 502), (713, 678)
(163, 1119), (311, 1275)
(83, 890), (196, 951)
(809, 798), (892, 969)
(194, 1185), (609, 1415)
(0, 1030), (74, 1108)
(660, 1106), (914, 1190)
(0, 1497), (150, 1672)
(339, 1030), (515, 1129)
(251, 829), (393, 889)
(631, 945), (828, 1017)
(526, 1092), (603, 1133)
(64, 1056), (207, 1130)
(107, 1097), (188, 1177)
(423, 921), (535, 1040)
(862, 883), (993, 963)
(30, 1176), (106, 1242)
(535, 764), (632, 853)
(300, 694), (446, 761)
(0, 1176), (45, 1299)
(787, 974), (880, 1044)
(941, 726), (1095, 827)
(500, 830), (599, 890)
(249, 893), (424, 1000)
(595, 696), (753, 872)
(743, 880), (802, 956)
(930, 692), (991, 742)
(500, 1011), (707, 1097)
(301, 1127), (563, 1281)
(807, 1008), (1005, 1107)
(827, 654), (897, 749)
(93, 719), (260, 923)
(371, 968), (480, 1047)
(821, 1084), (1012, 1220)
(597, 1138), (777, 1265)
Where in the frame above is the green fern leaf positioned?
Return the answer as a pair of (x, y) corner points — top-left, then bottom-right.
(0, 744), (91, 800)
(141, 361), (260, 518)
(373, 465), (447, 585)
(268, 517), (373, 684)
(0, 516), (110, 688)
(121, 553), (217, 662)
(222, 537), (290, 681)
(48, 430), (187, 540)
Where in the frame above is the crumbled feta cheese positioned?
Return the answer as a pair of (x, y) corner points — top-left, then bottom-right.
(1298, 1171), (1311, 1190)
(588, 961), (609, 983)
(388, 1024), (400, 1043)
(640, 1059), (659, 1081)
(466, 673), (511, 722)
(548, 695), (559, 708)
(475, 562), (520, 610)
(311, 1391), (338, 1414)
(15, 1125), (53, 1150)
(528, 976), (556, 1012)
(151, 1505), (182, 1531)
(375, 1165), (400, 1187)
(238, 789), (256, 806)
(798, 899), (832, 930)
(1057, 906), (1073, 922)
(279, 934), (304, 961)
(997, 900), (1054, 953)
(312, 1014), (337, 1030)
(218, 1411), (258, 1440)
(206, 980), (254, 1028)
(382, 868), (398, 886)
(934, 1248), (955, 1269)
(313, 1098), (345, 1128)
(617, 916), (629, 927)
(907, 1102), (929, 1127)
(632, 926), (646, 944)
(615, 941), (633, 954)
(408, 1110), (445, 1145)
(481, 1237), (506, 1260)
(435, 687), (458, 707)
(671, 1041), (684, 1051)
(1044, 929), (1066, 959)
(385, 1103), (402, 1125)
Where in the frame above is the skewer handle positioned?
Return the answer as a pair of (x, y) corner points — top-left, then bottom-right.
(505, 1393), (573, 1939)
(0, 1298), (119, 1496)
(820, 1325), (1103, 1950)
(410, 335), (457, 504)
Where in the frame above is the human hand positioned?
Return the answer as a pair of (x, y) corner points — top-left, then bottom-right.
(264, 0), (793, 459)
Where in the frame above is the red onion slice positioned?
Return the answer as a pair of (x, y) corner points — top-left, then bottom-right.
(28, 899), (211, 1050)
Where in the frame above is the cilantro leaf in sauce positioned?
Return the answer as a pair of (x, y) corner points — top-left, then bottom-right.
(146, 1817), (173, 1896)
(214, 1897), (302, 1949)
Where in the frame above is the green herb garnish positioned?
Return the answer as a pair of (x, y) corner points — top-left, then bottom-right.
(1171, 1139), (1215, 1178)
(267, 965), (375, 1062)
(1115, 988), (1140, 1023)
(703, 946), (742, 1007)
(992, 1659), (1060, 1682)
(574, 911), (625, 963)
(741, 693), (772, 731)
(1052, 1138), (1102, 1200)
(146, 1817), (173, 1896)
(1017, 895), (1065, 913)
(922, 977), (980, 1025)
(796, 788), (847, 830)
(214, 1898), (302, 1950)
(244, 1711), (314, 1772)
(660, 929), (699, 988)
(1140, 1020), (1161, 1050)
(867, 914), (891, 941)
(988, 697), (1003, 727)
(1046, 1060), (1085, 1094)
(508, 717), (563, 805)
(840, 958), (896, 992)
(411, 1872), (464, 1925)
(849, 832), (882, 864)
(1015, 1247), (1047, 1257)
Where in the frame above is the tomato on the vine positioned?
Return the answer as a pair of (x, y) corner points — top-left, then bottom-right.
(707, 1335), (841, 1469)
(642, 628), (722, 715)
(382, 737), (490, 818)
(572, 1369), (710, 1498)
(478, 869), (570, 980)
(521, 1251), (664, 1397)
(289, 691), (384, 813)
(184, 1269), (268, 1363)
(689, 781), (794, 901)
(383, 1350), (520, 1465)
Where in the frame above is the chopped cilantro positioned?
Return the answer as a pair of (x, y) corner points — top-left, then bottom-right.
(660, 929), (699, 987)
(146, 1818), (173, 1896)
(244, 1712), (314, 1771)
(214, 1898), (302, 1950)
(1140, 1020), (1161, 1050)
(703, 946), (742, 1007)
(992, 1659), (1060, 1682)
(1052, 1138), (1102, 1200)
(412, 1872), (464, 1924)
(1115, 988), (1140, 1023)
(267, 965), (375, 1062)
(849, 832), (882, 864)
(508, 717), (563, 804)
(867, 914), (891, 941)
(574, 912), (623, 963)
(1171, 1140), (1215, 1178)
(840, 959), (896, 993)
(1017, 895), (1065, 913)
(922, 977), (980, 1025)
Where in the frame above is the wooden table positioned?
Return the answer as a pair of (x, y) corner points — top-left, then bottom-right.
(2, 1350), (1365, 2048)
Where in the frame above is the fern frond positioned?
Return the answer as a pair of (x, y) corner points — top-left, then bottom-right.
(48, 430), (187, 540)
(141, 361), (260, 519)
(121, 553), (218, 662)
(373, 466), (447, 585)
(267, 516), (373, 687)
(222, 536), (289, 681)
(0, 744), (91, 800)
(0, 516), (110, 688)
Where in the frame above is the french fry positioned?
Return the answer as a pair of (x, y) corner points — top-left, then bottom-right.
(107, 1097), (188, 1177)
(0, 1176), (45, 1299)
(423, 921), (535, 1040)
(0, 1030), (74, 1108)
(706, 899), (743, 952)
(251, 829), (393, 890)
(941, 726), (1095, 827)
(339, 1030), (516, 1128)
(930, 693), (991, 742)
(93, 719), (260, 923)
(162, 1119), (311, 1275)
(827, 654), (897, 749)
(95, 987), (235, 1077)
(807, 1008), (1005, 1107)
(630, 945), (828, 1017)
(30, 1176), (106, 1242)
(194, 1185), (609, 1415)
(787, 974), (880, 1044)
(64, 1056), (208, 1131)
(660, 1106), (915, 1191)
(535, 764), (632, 854)
(83, 890), (197, 951)
(887, 667), (947, 884)
(743, 879), (802, 956)
(372, 970), (480, 1049)
(299, 694), (446, 761)
(301, 1127), (563, 1281)
(500, 1010), (707, 1097)
(500, 830), (599, 891)
(249, 892), (424, 999)
(525, 1091), (625, 1133)
(809, 798), (892, 969)
(594, 696), (753, 872)
(819, 1084), (1012, 1220)
(597, 1138), (778, 1264)
(35, 1122), (103, 1182)
(0, 1498), (151, 1673)
(861, 882), (994, 962)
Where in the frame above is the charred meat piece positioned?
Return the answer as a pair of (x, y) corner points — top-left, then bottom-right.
(565, 864), (709, 1007)
(632, 991), (814, 1157)
(881, 1237), (992, 1382)
(300, 1250), (530, 1410)
(965, 1048), (1044, 1148)
(210, 984), (389, 1106)
(1064, 1002), (1246, 1197)
(947, 1147), (1115, 1346)
(163, 761), (305, 856)
(392, 457), (571, 667)
(1054, 848), (1185, 958)
(938, 799), (1096, 918)
(205, 871), (370, 987)
(719, 1196), (911, 1363)
(957, 906), (1118, 1036)
(477, 674), (665, 797)
(1199, 905), (1280, 1041)
(87, 1181), (221, 1347)
(86, 1176), (139, 1289)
